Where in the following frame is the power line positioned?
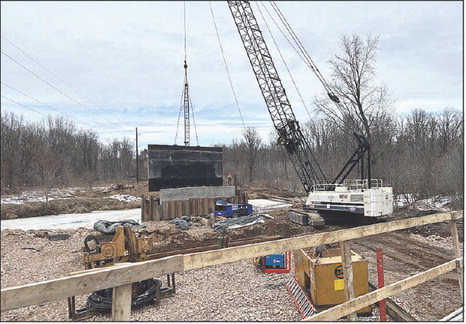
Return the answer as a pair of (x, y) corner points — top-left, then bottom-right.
(1, 35), (105, 110)
(2, 95), (50, 118)
(208, 1), (246, 130)
(1, 50), (123, 127)
(1, 81), (93, 126)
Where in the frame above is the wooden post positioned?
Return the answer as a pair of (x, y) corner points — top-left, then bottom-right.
(376, 248), (387, 321)
(182, 200), (189, 216)
(154, 202), (161, 221)
(340, 240), (357, 321)
(111, 283), (132, 321)
(450, 218), (463, 299)
(141, 195), (145, 221)
(171, 273), (176, 294)
(149, 196), (154, 221)
(176, 201), (183, 218)
(155, 280), (161, 306)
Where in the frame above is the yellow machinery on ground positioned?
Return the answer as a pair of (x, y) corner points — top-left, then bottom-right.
(68, 225), (176, 320)
(294, 246), (372, 315)
(82, 225), (154, 269)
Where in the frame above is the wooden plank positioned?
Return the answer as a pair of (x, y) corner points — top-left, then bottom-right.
(188, 198), (194, 216)
(176, 201), (183, 219)
(385, 297), (418, 321)
(1, 211), (462, 312)
(1, 255), (184, 312)
(368, 282), (417, 321)
(111, 283), (132, 321)
(183, 211), (460, 271)
(450, 219), (463, 299)
(154, 203), (161, 222)
(203, 198), (209, 215)
(340, 240), (357, 321)
(182, 200), (189, 216)
(208, 198), (215, 214)
(440, 307), (464, 321)
(149, 196), (154, 221)
(304, 259), (460, 321)
(141, 194), (146, 221)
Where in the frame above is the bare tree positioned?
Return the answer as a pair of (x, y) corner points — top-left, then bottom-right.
(36, 148), (62, 203)
(77, 130), (99, 188)
(314, 34), (393, 144)
(241, 127), (262, 182)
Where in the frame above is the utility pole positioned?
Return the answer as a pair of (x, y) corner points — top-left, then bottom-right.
(135, 127), (139, 183)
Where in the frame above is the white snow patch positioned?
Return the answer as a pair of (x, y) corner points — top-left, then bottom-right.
(416, 196), (453, 211)
(1, 187), (83, 205)
(249, 199), (293, 212)
(395, 194), (455, 211)
(109, 194), (141, 202)
(1, 208), (141, 231)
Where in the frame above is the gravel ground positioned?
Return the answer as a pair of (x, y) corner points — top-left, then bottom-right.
(1, 211), (462, 322)
(1, 220), (306, 321)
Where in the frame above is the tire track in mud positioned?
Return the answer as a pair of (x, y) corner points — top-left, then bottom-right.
(349, 231), (462, 321)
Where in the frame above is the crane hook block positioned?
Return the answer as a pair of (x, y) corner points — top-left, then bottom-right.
(327, 92), (340, 103)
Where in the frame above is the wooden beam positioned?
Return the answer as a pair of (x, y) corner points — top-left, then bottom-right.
(450, 219), (463, 299)
(183, 211), (461, 271)
(111, 283), (132, 321)
(368, 282), (417, 321)
(340, 241), (357, 321)
(1, 211), (463, 312)
(1, 255), (184, 312)
(304, 258), (460, 322)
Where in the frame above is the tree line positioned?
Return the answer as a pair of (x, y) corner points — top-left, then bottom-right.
(223, 106), (463, 203)
(1, 34), (462, 205)
(223, 34), (463, 204)
(1, 113), (145, 197)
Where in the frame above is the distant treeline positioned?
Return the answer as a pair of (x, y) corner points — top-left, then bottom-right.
(222, 107), (463, 203)
(1, 113), (147, 193)
(1, 107), (463, 205)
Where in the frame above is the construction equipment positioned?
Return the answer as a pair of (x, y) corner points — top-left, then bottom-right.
(68, 225), (177, 320)
(255, 251), (291, 273)
(227, 1), (393, 220)
(294, 246), (372, 315)
(214, 199), (253, 218)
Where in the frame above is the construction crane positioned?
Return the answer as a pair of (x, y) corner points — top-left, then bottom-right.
(227, 1), (393, 219)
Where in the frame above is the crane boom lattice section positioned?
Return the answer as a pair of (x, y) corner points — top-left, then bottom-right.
(227, 0), (326, 192)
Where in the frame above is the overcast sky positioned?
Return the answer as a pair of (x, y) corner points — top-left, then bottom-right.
(1, 1), (463, 151)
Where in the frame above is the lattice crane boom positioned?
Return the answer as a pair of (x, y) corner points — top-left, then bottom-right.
(227, 0), (326, 192)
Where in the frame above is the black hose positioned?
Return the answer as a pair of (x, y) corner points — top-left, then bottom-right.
(86, 279), (161, 312)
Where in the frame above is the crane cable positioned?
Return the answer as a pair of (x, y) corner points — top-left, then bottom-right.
(175, 1), (199, 146)
(268, 1), (339, 103)
(209, 1), (246, 131)
(255, 3), (312, 121)
(255, 3), (325, 180)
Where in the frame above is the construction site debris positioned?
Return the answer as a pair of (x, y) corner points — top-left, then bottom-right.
(169, 216), (191, 230)
(93, 220), (146, 234)
(212, 213), (273, 232)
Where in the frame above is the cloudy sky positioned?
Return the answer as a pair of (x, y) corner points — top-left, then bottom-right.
(1, 1), (463, 151)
